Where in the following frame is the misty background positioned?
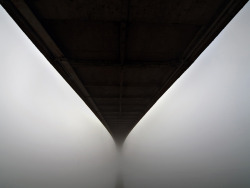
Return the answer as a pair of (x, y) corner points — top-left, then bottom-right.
(0, 5), (116, 188)
(0, 2), (250, 188)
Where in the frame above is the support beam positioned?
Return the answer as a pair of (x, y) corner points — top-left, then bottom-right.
(84, 83), (160, 87)
(70, 59), (178, 67)
(119, 0), (129, 118)
(2, 0), (247, 144)
(182, 0), (248, 62)
(2, 0), (110, 132)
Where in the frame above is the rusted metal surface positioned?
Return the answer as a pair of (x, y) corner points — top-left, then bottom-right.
(1, 0), (248, 144)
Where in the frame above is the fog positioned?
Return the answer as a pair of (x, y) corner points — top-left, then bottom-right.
(1, 2), (250, 188)
(123, 2), (250, 188)
(0, 6), (116, 188)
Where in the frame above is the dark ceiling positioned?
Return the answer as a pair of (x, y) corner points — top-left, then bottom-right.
(1, 0), (248, 144)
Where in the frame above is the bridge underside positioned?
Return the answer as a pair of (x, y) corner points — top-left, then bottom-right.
(1, 0), (248, 144)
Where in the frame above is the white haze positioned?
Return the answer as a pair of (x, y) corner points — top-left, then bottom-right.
(1, 2), (250, 188)
(0, 5), (117, 188)
(123, 2), (250, 188)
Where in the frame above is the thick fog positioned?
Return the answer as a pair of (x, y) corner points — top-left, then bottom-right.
(123, 2), (250, 188)
(0, 6), (117, 188)
(1, 2), (250, 188)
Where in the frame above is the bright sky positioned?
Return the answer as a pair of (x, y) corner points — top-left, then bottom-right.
(0, 2), (250, 188)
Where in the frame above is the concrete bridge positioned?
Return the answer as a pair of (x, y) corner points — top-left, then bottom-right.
(1, 0), (247, 146)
